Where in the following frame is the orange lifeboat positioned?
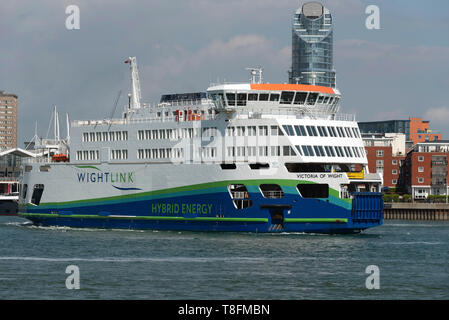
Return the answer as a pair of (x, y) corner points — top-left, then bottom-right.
(52, 154), (69, 162)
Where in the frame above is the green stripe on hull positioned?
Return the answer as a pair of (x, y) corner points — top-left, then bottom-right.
(284, 218), (348, 223)
(18, 212), (269, 223)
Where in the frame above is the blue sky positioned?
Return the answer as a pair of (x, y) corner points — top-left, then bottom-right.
(1, 0), (448, 144)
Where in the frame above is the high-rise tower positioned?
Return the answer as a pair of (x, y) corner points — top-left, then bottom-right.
(289, 2), (336, 88)
(0, 91), (18, 150)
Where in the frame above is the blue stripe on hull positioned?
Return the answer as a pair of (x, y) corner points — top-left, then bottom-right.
(21, 191), (382, 234)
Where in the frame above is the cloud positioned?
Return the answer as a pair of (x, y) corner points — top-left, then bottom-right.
(423, 107), (449, 126)
(141, 34), (290, 99)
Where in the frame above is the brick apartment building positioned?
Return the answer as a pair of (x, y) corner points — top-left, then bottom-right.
(0, 91), (18, 150)
(362, 133), (406, 189)
(403, 141), (449, 199)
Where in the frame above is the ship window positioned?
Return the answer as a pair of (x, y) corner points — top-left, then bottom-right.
(259, 93), (269, 101)
(313, 146), (325, 157)
(325, 146), (336, 157)
(301, 145), (314, 157)
(294, 92), (307, 104)
(282, 125), (295, 136)
(258, 126), (268, 136)
(344, 147), (353, 157)
(249, 163), (270, 169)
(236, 93), (247, 106)
(295, 146), (303, 156)
(280, 91), (295, 104)
(337, 127), (345, 137)
(323, 96), (329, 104)
(306, 126), (318, 136)
(335, 146), (344, 157)
(286, 163), (331, 173)
(248, 93), (258, 101)
(260, 184), (284, 199)
(283, 146), (295, 156)
(39, 165), (50, 172)
(228, 184), (252, 209)
(226, 93), (236, 106)
(328, 97), (334, 104)
(220, 163), (236, 170)
(345, 127), (353, 137)
(294, 125), (307, 136)
(317, 96), (324, 104)
(269, 93), (280, 101)
(317, 126), (328, 137)
(306, 93), (318, 105)
(22, 184), (28, 199)
(270, 126), (283, 136)
(297, 184), (329, 198)
(31, 184), (44, 205)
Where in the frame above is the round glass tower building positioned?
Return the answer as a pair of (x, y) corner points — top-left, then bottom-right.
(289, 2), (336, 88)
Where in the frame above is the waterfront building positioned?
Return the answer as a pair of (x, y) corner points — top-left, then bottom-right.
(289, 1), (336, 88)
(403, 141), (449, 199)
(0, 91), (18, 150)
(358, 118), (441, 147)
(362, 133), (406, 189)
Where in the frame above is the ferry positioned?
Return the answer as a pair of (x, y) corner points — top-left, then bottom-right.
(18, 58), (383, 233)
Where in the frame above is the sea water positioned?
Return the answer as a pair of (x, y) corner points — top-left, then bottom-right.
(0, 216), (447, 299)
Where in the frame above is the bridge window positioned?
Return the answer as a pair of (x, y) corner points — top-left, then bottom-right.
(260, 184), (284, 199)
(306, 93), (318, 105)
(236, 93), (247, 106)
(269, 93), (280, 101)
(248, 93), (258, 101)
(259, 93), (269, 101)
(226, 93), (236, 106)
(294, 92), (307, 104)
(280, 91), (295, 104)
(297, 184), (329, 198)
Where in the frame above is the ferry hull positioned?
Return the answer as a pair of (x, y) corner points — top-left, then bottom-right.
(19, 191), (383, 234)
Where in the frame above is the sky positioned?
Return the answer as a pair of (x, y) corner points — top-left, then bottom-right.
(1, 0), (448, 145)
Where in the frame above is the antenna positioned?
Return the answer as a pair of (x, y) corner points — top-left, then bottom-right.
(124, 57), (142, 109)
(245, 67), (263, 84)
(108, 90), (122, 131)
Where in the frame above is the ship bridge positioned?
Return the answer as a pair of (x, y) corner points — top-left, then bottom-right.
(207, 83), (341, 115)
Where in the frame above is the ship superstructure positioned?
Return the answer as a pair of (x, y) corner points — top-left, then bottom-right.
(18, 57), (383, 233)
